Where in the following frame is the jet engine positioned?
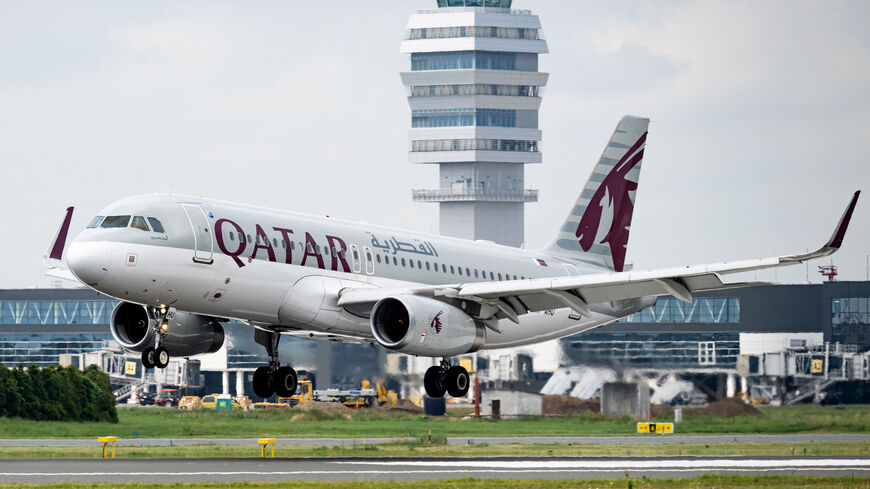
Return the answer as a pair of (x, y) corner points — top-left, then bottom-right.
(370, 295), (485, 357)
(109, 302), (224, 357)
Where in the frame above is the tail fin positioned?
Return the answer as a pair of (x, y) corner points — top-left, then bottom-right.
(542, 115), (649, 272)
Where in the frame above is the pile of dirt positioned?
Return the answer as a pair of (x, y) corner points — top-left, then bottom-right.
(650, 404), (675, 418)
(294, 401), (350, 412)
(542, 395), (600, 415)
(685, 398), (760, 418)
(375, 399), (423, 414)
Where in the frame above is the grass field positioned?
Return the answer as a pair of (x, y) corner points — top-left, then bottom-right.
(3, 441), (869, 459)
(0, 404), (868, 439)
(1, 477), (869, 489)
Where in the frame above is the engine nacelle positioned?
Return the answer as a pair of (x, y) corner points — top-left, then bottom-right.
(110, 302), (225, 357)
(370, 295), (485, 357)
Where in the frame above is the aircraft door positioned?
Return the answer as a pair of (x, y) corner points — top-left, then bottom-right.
(181, 204), (214, 264)
(350, 244), (361, 273)
(363, 246), (374, 275)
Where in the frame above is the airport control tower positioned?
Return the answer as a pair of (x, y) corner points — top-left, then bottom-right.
(401, 0), (548, 247)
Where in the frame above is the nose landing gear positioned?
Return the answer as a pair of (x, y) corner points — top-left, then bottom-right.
(252, 329), (298, 399)
(424, 359), (469, 398)
(142, 307), (172, 369)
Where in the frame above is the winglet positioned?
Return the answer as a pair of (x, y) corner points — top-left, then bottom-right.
(825, 190), (860, 249)
(782, 191), (860, 264)
(44, 206), (74, 263)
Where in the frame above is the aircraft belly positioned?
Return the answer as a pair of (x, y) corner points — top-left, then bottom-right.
(481, 308), (615, 349)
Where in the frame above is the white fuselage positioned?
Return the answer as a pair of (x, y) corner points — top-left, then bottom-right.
(67, 194), (647, 351)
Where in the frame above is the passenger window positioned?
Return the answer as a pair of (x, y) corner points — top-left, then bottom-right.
(229, 232), (235, 241)
(426, 262), (431, 271)
(417, 260), (422, 269)
(273, 238), (278, 247)
(401, 258), (406, 267)
(290, 241), (295, 250)
(131, 216), (149, 231)
(376, 255), (382, 264)
(147, 218), (165, 233)
(100, 215), (131, 228)
(410, 260), (415, 269)
(247, 234), (253, 243)
(393, 257), (398, 265)
(498, 273), (503, 280)
(86, 216), (105, 229)
(450, 265), (455, 274)
(466, 267), (470, 276)
(281, 240), (286, 249)
(442, 264), (447, 273)
(474, 270), (479, 278)
(458, 267), (462, 276)
(490, 272), (494, 280)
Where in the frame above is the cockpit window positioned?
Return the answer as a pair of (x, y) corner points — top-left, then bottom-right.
(86, 216), (105, 229)
(100, 215), (131, 228)
(131, 216), (149, 231)
(147, 217), (165, 233)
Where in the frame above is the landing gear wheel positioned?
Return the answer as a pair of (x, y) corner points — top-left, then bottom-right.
(424, 366), (447, 398)
(446, 366), (470, 397)
(253, 366), (274, 399)
(154, 347), (169, 369)
(141, 348), (156, 369)
(273, 366), (298, 397)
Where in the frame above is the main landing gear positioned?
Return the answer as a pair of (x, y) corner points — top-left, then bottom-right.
(424, 359), (469, 398)
(142, 307), (171, 369)
(252, 329), (298, 399)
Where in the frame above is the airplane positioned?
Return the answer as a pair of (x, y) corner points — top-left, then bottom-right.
(43, 115), (860, 400)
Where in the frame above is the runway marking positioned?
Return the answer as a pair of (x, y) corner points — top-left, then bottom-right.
(338, 459), (870, 469)
(2, 468), (870, 478)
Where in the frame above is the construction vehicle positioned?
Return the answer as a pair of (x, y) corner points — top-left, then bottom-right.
(276, 379), (399, 408)
(375, 380), (398, 407)
(316, 380), (398, 408)
(278, 380), (314, 407)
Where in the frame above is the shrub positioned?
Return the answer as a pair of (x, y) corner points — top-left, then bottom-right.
(0, 363), (117, 423)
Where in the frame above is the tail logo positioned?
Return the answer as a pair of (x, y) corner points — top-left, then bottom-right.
(575, 131), (647, 272)
(431, 311), (445, 334)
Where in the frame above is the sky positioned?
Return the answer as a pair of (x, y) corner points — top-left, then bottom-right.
(0, 0), (868, 289)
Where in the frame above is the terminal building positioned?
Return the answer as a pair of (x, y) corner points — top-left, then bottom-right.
(559, 281), (870, 403)
(0, 288), (383, 400)
(3, 280), (868, 404)
(401, 0), (548, 246)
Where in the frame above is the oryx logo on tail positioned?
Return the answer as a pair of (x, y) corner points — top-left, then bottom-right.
(575, 131), (647, 272)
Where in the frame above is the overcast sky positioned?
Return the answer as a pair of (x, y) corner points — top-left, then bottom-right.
(1, 0), (868, 289)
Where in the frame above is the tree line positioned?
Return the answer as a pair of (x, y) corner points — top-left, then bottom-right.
(0, 364), (117, 423)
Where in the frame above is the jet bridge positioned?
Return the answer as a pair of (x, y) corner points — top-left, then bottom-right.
(737, 342), (870, 405)
(60, 343), (201, 401)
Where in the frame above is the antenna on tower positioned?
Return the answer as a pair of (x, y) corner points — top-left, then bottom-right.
(818, 263), (838, 282)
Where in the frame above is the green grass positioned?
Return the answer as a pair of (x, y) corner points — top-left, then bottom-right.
(1, 477), (869, 488)
(2, 441), (869, 458)
(0, 404), (868, 439)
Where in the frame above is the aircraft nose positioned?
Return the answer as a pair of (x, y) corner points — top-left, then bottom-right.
(67, 240), (111, 286)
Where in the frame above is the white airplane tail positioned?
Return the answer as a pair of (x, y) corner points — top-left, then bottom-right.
(542, 115), (649, 272)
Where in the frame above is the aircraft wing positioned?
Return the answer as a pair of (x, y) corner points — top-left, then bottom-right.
(338, 191), (860, 322)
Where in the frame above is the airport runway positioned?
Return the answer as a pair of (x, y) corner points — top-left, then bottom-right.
(0, 456), (868, 482)
(1, 433), (868, 446)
